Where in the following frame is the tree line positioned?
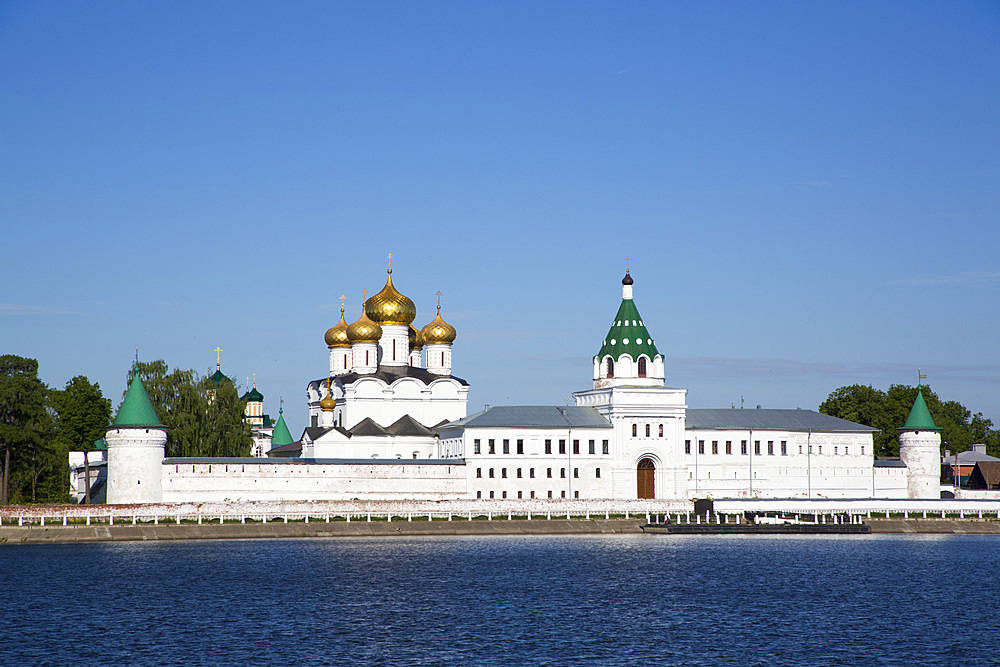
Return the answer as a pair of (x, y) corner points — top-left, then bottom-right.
(0, 355), (251, 505)
(819, 384), (1000, 457)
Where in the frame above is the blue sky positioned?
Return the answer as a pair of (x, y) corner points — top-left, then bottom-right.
(2, 2), (998, 435)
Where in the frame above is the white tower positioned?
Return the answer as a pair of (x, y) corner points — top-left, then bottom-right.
(408, 325), (424, 367)
(319, 379), (336, 427)
(592, 266), (665, 388)
(898, 384), (942, 499)
(422, 293), (456, 376)
(106, 371), (166, 504)
(365, 262), (416, 368)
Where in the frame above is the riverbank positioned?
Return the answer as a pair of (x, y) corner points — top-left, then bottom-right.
(4, 516), (1000, 544)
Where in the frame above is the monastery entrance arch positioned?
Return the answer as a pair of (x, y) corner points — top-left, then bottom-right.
(637, 458), (655, 499)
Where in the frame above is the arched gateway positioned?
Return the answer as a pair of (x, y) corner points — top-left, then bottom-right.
(637, 458), (655, 499)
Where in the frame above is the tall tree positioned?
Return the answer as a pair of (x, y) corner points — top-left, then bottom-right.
(51, 376), (112, 503)
(0, 355), (51, 505)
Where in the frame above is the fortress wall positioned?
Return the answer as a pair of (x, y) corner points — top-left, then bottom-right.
(161, 461), (469, 503)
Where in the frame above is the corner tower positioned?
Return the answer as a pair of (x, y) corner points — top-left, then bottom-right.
(106, 369), (167, 504)
(898, 382), (941, 499)
(592, 268), (664, 388)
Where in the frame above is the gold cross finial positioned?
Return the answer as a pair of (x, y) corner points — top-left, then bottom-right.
(386, 252), (394, 272)
(213, 346), (223, 369)
(252, 372), (256, 389)
(436, 290), (443, 311)
(624, 256), (630, 273)
(361, 288), (367, 305)
(339, 294), (346, 314)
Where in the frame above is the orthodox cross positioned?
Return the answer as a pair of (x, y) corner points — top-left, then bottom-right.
(339, 294), (346, 313)
(361, 288), (367, 307)
(386, 252), (394, 270)
(214, 346), (223, 369)
(436, 290), (443, 311)
(252, 372), (256, 389)
(624, 256), (630, 273)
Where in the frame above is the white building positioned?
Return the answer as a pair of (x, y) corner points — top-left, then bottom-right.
(100, 262), (943, 504)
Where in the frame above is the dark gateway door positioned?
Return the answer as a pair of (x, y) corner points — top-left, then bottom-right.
(637, 458), (655, 499)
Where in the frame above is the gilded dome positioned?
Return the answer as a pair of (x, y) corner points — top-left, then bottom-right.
(320, 380), (336, 411)
(365, 270), (416, 326)
(409, 325), (425, 350)
(421, 306), (456, 345)
(324, 308), (351, 348)
(347, 309), (383, 343)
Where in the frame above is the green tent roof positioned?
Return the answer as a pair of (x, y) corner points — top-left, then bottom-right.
(900, 387), (938, 431)
(112, 374), (164, 428)
(596, 298), (660, 362)
(271, 409), (294, 446)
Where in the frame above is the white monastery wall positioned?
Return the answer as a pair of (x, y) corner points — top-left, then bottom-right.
(161, 460), (467, 503)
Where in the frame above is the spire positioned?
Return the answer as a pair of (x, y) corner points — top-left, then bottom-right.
(209, 346), (228, 386)
(900, 383), (938, 431)
(621, 257), (633, 298)
(113, 372), (164, 428)
(271, 406), (294, 446)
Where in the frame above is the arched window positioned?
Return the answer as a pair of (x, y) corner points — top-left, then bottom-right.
(645, 424), (650, 437)
(606, 357), (614, 377)
(632, 423), (637, 437)
(659, 424), (664, 438)
(638, 357), (647, 378)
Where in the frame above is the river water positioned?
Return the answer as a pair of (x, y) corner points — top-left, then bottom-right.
(2, 534), (998, 665)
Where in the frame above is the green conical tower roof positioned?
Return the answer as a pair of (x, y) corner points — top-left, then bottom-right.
(596, 279), (660, 362)
(112, 373), (164, 428)
(271, 408), (294, 446)
(900, 386), (938, 431)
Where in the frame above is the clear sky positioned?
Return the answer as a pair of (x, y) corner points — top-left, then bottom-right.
(2, 2), (998, 436)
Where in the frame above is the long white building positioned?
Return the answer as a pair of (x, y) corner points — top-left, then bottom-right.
(103, 262), (940, 504)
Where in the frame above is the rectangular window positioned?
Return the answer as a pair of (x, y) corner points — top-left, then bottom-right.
(547, 468), (552, 478)
(754, 440), (761, 456)
(711, 440), (719, 455)
(476, 468), (482, 478)
(589, 439), (596, 455)
(834, 446), (838, 455)
(602, 440), (609, 455)
(545, 439), (552, 455)
(573, 439), (580, 455)
(861, 446), (865, 455)
(685, 440), (691, 455)
(488, 468), (494, 478)
(489, 491), (494, 499)
(488, 439), (495, 455)
(560, 468), (566, 478)
(741, 440), (748, 455)
(529, 468), (535, 478)
(561, 491), (566, 499)
(516, 439), (524, 455)
(845, 446), (849, 455)
(781, 441), (787, 456)
(501, 468), (507, 478)
(559, 439), (566, 454)
(596, 468), (601, 478)
(818, 445), (823, 455)
(501, 491), (507, 499)
(548, 491), (553, 499)
(530, 491), (535, 499)
(473, 439), (481, 455)
(517, 491), (522, 499)
(516, 468), (522, 478)
(477, 491), (482, 499)
(725, 441), (732, 455)
(503, 439), (510, 454)
(573, 468), (579, 478)
(799, 445), (803, 454)
(767, 441), (774, 456)
(698, 440), (705, 455)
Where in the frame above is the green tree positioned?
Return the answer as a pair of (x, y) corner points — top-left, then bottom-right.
(125, 361), (251, 458)
(0, 355), (53, 505)
(51, 376), (112, 503)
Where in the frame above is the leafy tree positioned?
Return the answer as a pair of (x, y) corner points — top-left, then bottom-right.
(0, 355), (53, 505)
(125, 361), (251, 458)
(50, 376), (111, 504)
(820, 383), (1000, 457)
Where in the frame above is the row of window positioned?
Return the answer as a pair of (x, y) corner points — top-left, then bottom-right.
(473, 438), (610, 456)
(684, 440), (865, 456)
(631, 423), (664, 438)
(476, 467), (601, 480)
(477, 490), (582, 499)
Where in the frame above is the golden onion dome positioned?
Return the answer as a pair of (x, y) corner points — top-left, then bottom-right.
(409, 325), (425, 350)
(324, 308), (351, 348)
(347, 309), (382, 343)
(421, 305), (456, 345)
(320, 379), (336, 411)
(365, 269), (416, 326)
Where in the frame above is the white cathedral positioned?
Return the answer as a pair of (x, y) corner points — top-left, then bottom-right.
(101, 262), (942, 504)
